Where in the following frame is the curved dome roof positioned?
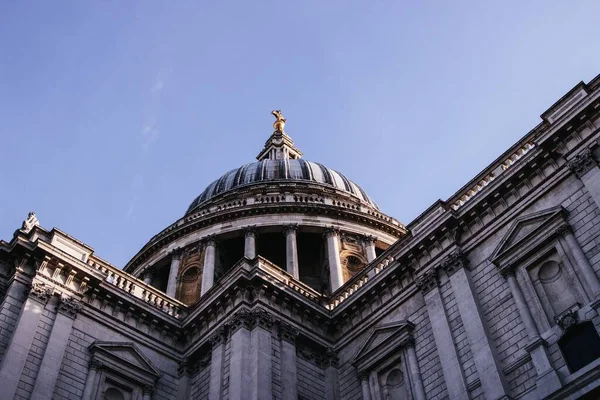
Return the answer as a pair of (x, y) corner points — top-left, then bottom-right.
(185, 159), (378, 215)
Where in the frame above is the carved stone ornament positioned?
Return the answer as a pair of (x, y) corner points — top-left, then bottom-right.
(203, 234), (217, 247)
(57, 296), (82, 318)
(209, 326), (227, 348)
(170, 247), (184, 261)
(567, 148), (597, 178)
(254, 309), (274, 329)
(177, 358), (189, 378)
(283, 223), (298, 234)
(228, 309), (255, 333)
(324, 226), (340, 238)
(555, 309), (579, 331)
(198, 353), (211, 369)
(278, 322), (299, 344)
(415, 269), (438, 293)
(89, 358), (103, 371)
(142, 385), (154, 396)
(243, 225), (257, 237)
(556, 223), (573, 238)
(440, 249), (469, 276)
(27, 281), (52, 304)
(358, 371), (370, 381)
(362, 234), (378, 244)
(318, 348), (339, 369)
(499, 266), (516, 279)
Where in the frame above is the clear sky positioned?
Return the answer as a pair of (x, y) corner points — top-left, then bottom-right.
(1, 1), (599, 267)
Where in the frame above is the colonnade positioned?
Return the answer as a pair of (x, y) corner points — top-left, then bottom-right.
(149, 226), (379, 299)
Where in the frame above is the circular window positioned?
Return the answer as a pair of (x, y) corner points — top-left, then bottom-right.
(538, 261), (561, 283)
(346, 255), (364, 272)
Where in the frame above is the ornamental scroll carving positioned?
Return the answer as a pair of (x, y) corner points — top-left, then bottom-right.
(27, 281), (52, 304)
(278, 322), (299, 344)
(555, 309), (579, 331)
(567, 148), (598, 178)
(415, 269), (438, 294)
(57, 296), (82, 319)
(228, 309), (274, 333)
(440, 249), (469, 276)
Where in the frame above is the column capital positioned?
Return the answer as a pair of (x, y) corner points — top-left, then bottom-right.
(283, 223), (298, 234)
(399, 336), (416, 349)
(499, 265), (516, 279)
(243, 225), (257, 237)
(358, 371), (370, 382)
(362, 234), (378, 244)
(203, 234), (217, 247)
(89, 358), (103, 371)
(324, 226), (340, 238)
(415, 268), (439, 294)
(27, 281), (52, 305)
(209, 326), (228, 348)
(556, 223), (574, 238)
(142, 385), (154, 396)
(316, 348), (339, 369)
(278, 322), (299, 345)
(170, 247), (184, 261)
(440, 249), (470, 276)
(567, 148), (597, 178)
(56, 296), (82, 319)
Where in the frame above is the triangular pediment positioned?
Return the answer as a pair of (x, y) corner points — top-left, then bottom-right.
(90, 341), (161, 382)
(490, 206), (567, 264)
(352, 321), (414, 373)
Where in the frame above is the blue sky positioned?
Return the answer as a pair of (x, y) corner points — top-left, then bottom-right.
(1, 1), (599, 267)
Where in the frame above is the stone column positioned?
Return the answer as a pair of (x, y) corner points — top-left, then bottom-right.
(359, 373), (372, 400)
(166, 248), (183, 298)
(30, 297), (82, 399)
(284, 224), (300, 279)
(501, 268), (561, 398)
(558, 224), (600, 299)
(143, 268), (153, 285)
(82, 359), (102, 400)
(142, 386), (153, 400)
(279, 323), (299, 400)
(363, 235), (377, 263)
(208, 327), (227, 400)
(0, 270), (29, 362)
(244, 226), (257, 259)
(326, 227), (344, 292)
(416, 269), (468, 400)
(201, 236), (217, 296)
(441, 251), (510, 399)
(404, 340), (426, 400)
(0, 281), (52, 398)
(568, 148), (600, 210)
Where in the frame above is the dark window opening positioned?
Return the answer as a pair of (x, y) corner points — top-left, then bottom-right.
(558, 321), (600, 373)
(257, 232), (286, 270)
(298, 232), (326, 292)
(215, 237), (245, 281)
(375, 247), (385, 258)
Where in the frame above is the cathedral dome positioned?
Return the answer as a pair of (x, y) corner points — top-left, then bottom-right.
(185, 159), (378, 215)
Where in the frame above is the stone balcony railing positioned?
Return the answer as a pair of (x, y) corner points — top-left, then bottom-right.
(87, 257), (186, 319)
(254, 256), (323, 303)
(327, 254), (397, 310)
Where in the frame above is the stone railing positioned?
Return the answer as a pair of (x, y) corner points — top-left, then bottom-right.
(87, 257), (186, 319)
(327, 255), (396, 310)
(255, 256), (323, 303)
(450, 142), (536, 211)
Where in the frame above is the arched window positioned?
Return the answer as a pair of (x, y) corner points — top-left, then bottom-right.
(558, 321), (600, 373)
(177, 266), (202, 305)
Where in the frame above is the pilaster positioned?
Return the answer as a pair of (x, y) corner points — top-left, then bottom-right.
(568, 147), (600, 210)
(557, 224), (600, 300)
(279, 322), (299, 400)
(31, 296), (82, 399)
(416, 268), (469, 399)
(441, 250), (510, 400)
(0, 281), (52, 399)
(208, 326), (228, 400)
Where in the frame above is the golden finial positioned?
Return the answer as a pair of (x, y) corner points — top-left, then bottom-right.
(271, 110), (286, 133)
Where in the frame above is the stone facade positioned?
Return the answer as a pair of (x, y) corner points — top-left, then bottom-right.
(2, 78), (600, 399)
